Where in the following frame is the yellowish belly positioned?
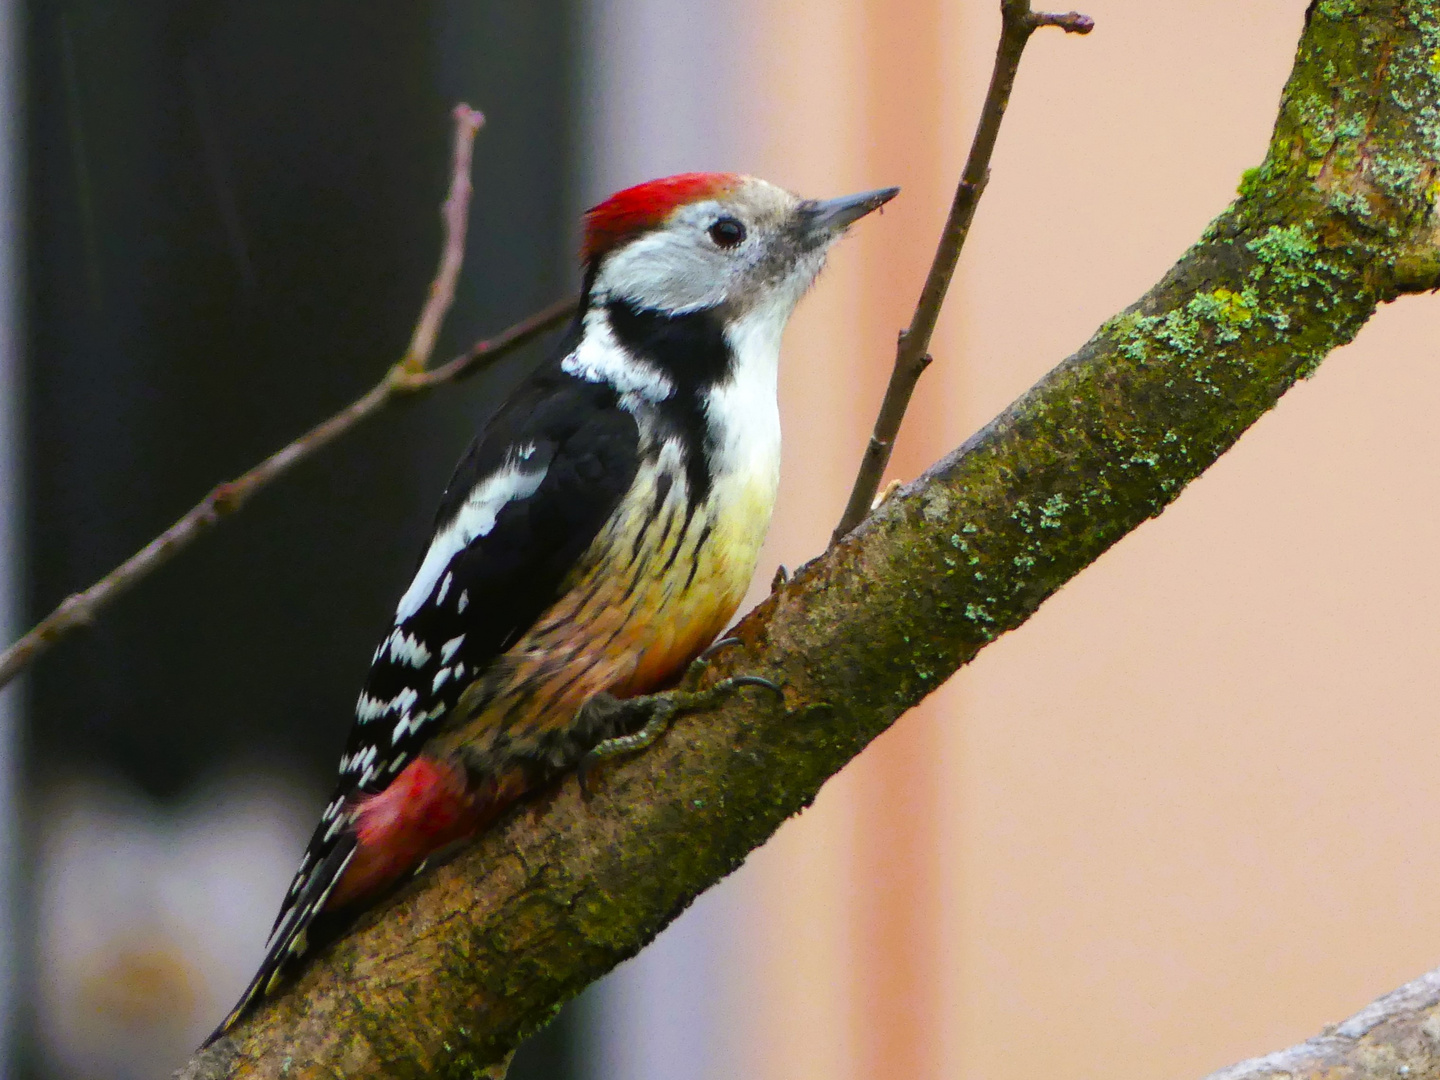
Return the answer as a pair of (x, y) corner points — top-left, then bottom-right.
(444, 454), (778, 759)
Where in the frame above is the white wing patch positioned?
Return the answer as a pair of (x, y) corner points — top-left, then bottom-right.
(383, 629), (431, 668)
(440, 635), (466, 664)
(340, 744), (377, 778)
(394, 454), (549, 622)
(355, 686), (419, 723)
(392, 713), (414, 745)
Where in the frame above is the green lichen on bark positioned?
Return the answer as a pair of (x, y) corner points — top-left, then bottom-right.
(182, 4), (1440, 1079)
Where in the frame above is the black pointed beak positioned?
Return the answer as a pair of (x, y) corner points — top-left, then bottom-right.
(802, 186), (900, 236)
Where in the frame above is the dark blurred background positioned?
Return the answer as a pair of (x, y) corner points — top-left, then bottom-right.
(21, 1), (583, 1074)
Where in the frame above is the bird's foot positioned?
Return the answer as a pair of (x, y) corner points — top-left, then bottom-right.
(577, 675), (783, 794)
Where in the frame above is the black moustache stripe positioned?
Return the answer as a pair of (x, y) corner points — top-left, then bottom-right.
(604, 297), (735, 505)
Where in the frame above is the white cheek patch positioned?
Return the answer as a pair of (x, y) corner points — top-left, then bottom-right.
(595, 204), (735, 313)
(395, 456), (549, 622)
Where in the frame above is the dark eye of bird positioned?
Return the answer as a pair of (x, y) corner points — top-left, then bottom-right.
(708, 217), (746, 248)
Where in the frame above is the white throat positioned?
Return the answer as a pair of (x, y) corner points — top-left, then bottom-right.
(705, 292), (790, 487)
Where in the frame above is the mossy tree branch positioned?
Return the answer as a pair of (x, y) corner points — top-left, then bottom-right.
(180, 1), (1440, 1076)
(1201, 964), (1440, 1080)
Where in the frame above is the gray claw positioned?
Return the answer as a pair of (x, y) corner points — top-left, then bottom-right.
(721, 674), (783, 698)
(696, 636), (743, 665)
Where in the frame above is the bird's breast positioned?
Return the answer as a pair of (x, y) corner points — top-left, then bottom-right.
(447, 428), (779, 752)
(611, 440), (780, 694)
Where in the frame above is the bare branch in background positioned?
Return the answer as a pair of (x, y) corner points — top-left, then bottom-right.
(1030, 10), (1095, 32)
(0, 105), (579, 692)
(402, 104), (484, 372)
(832, 0), (1093, 543)
(179, 1), (1440, 1073)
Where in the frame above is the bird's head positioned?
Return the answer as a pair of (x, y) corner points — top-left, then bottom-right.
(582, 173), (898, 324)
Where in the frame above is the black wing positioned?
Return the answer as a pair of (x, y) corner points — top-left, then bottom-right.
(207, 350), (640, 1044)
(338, 365), (642, 798)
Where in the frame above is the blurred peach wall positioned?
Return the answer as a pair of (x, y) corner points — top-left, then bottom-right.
(728, 2), (1440, 1079)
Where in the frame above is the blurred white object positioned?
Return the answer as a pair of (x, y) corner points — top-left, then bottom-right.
(35, 774), (312, 1079)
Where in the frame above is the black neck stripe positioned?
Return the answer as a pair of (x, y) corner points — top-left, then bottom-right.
(604, 298), (735, 505)
(604, 298), (733, 390)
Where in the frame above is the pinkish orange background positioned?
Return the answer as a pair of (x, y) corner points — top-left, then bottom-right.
(632, 2), (1440, 1078)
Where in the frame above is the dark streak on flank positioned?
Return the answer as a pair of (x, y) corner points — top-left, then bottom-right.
(529, 669), (587, 730)
(570, 562), (614, 618)
(652, 503), (678, 561)
(684, 521), (714, 592)
(617, 545), (651, 607)
(658, 533), (686, 577)
(501, 680), (542, 727)
(631, 472), (674, 567)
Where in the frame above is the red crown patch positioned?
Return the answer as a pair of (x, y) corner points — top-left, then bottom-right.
(583, 172), (741, 262)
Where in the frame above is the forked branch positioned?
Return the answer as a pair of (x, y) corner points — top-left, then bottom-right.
(402, 105), (485, 373)
(832, 0), (1093, 542)
(0, 106), (578, 692)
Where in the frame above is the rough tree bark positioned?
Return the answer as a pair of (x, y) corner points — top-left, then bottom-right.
(1202, 966), (1440, 1080)
(182, 2), (1440, 1077)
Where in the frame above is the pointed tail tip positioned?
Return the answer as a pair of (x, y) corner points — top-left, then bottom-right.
(200, 992), (253, 1050)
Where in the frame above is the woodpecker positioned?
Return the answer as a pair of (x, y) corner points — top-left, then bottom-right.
(208, 171), (897, 1043)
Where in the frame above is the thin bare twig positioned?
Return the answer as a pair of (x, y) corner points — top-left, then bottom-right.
(402, 104), (484, 373)
(0, 106), (579, 692)
(831, 0), (1093, 543)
